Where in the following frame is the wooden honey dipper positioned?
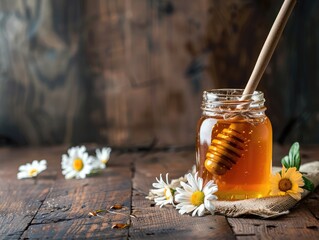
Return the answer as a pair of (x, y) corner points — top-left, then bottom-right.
(205, 0), (296, 175)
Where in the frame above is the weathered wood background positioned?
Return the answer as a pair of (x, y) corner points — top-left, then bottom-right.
(0, 0), (318, 147)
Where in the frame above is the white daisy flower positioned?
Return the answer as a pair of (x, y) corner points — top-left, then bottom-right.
(175, 172), (218, 217)
(61, 146), (95, 179)
(149, 173), (175, 207)
(17, 160), (47, 179)
(95, 147), (111, 169)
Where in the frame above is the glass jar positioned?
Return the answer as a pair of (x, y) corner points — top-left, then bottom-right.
(196, 89), (272, 200)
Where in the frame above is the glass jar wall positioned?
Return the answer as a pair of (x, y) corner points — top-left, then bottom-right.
(196, 89), (272, 200)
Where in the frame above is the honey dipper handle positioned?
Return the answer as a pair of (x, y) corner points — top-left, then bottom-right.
(243, 0), (296, 95)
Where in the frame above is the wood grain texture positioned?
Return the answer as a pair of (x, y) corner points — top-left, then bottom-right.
(22, 169), (133, 239)
(0, 0), (92, 145)
(84, 0), (214, 148)
(0, 146), (134, 239)
(0, 146), (58, 239)
(0, 181), (52, 239)
(304, 187), (319, 220)
(228, 204), (319, 239)
(0, 145), (319, 239)
(1, 0), (319, 146)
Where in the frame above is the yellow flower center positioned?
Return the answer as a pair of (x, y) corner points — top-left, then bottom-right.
(73, 158), (84, 171)
(101, 159), (107, 164)
(28, 168), (38, 177)
(191, 191), (205, 206)
(279, 178), (292, 192)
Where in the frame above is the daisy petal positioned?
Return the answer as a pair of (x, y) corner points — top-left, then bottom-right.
(197, 204), (206, 216)
(187, 173), (198, 191)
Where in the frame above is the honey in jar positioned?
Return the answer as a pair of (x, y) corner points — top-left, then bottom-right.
(196, 89), (272, 200)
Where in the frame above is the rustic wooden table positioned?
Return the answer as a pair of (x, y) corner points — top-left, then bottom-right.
(0, 144), (318, 239)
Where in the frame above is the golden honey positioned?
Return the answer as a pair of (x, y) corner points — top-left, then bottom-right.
(196, 89), (272, 200)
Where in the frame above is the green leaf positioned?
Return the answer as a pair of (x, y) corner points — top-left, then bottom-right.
(281, 155), (291, 169)
(281, 142), (301, 169)
(302, 176), (314, 192)
(289, 142), (301, 170)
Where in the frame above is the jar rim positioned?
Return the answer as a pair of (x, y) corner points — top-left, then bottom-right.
(204, 89), (263, 98)
(201, 88), (266, 117)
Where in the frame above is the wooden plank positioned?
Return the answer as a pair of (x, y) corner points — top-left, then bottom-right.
(22, 167), (132, 239)
(0, 146), (60, 239)
(0, 180), (53, 239)
(303, 187), (319, 220)
(0, 1), (88, 145)
(228, 204), (319, 239)
(1, 145), (318, 239)
(85, 0), (215, 148)
(1, 1), (319, 147)
(130, 150), (235, 239)
(19, 149), (134, 239)
(0, 146), (134, 239)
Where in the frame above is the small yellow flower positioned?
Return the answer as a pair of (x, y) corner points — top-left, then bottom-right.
(270, 166), (304, 200)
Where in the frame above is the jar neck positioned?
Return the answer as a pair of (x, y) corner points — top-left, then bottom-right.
(201, 89), (267, 119)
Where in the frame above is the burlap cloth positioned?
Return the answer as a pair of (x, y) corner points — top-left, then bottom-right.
(214, 161), (319, 218)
